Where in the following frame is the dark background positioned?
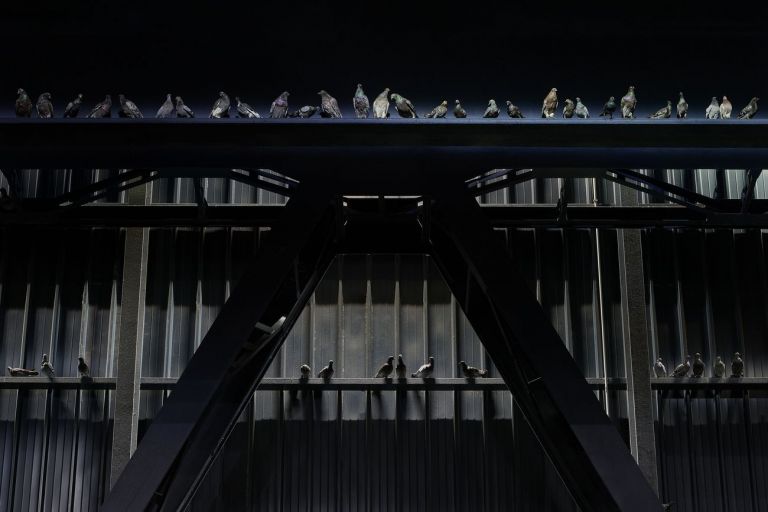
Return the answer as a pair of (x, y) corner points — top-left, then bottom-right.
(1, 0), (766, 117)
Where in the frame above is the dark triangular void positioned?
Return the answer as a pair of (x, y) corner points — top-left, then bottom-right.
(187, 254), (597, 511)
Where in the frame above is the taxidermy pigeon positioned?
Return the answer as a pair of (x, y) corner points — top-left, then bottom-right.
(574, 97), (589, 118)
(738, 97), (759, 119)
(353, 83), (369, 118)
(36, 93), (53, 118)
(78, 356), (89, 377)
(676, 92), (688, 118)
(459, 361), (488, 378)
(506, 100), (524, 118)
(649, 100), (672, 119)
(720, 96), (733, 119)
(289, 105), (318, 118)
(318, 90), (342, 118)
(425, 100), (448, 118)
(175, 96), (194, 118)
(705, 97), (720, 119)
(88, 95), (112, 118)
(731, 352), (744, 377)
(375, 356), (394, 378)
(7, 367), (38, 376)
(156, 94), (174, 118)
(396, 354), (407, 378)
(119, 94), (143, 118)
(269, 91), (290, 118)
(391, 93), (418, 118)
(318, 360), (334, 379)
(713, 356), (726, 378)
(63, 94), (83, 118)
(672, 355), (691, 377)
(209, 91), (230, 118)
(562, 98), (575, 118)
(600, 96), (617, 119)
(454, 99), (467, 118)
(41, 354), (55, 377)
(483, 99), (499, 118)
(653, 358), (667, 378)
(235, 97), (260, 118)
(372, 88), (391, 118)
(300, 364), (311, 379)
(692, 352), (705, 377)
(15, 88), (33, 117)
(621, 86), (637, 118)
(412, 356), (434, 378)
(541, 87), (558, 118)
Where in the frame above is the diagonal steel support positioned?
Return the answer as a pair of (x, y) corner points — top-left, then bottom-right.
(741, 168), (762, 213)
(101, 181), (337, 512)
(426, 189), (663, 512)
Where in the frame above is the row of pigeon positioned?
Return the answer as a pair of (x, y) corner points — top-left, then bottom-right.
(12, 85), (760, 120)
(300, 355), (488, 380)
(654, 352), (744, 378)
(7, 354), (89, 377)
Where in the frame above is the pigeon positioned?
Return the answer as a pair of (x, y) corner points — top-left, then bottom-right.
(483, 99), (500, 118)
(653, 357), (667, 378)
(676, 92), (688, 119)
(209, 91), (230, 118)
(411, 356), (434, 378)
(720, 96), (733, 119)
(88, 95), (112, 118)
(372, 88), (391, 119)
(425, 100), (448, 118)
(713, 356), (726, 378)
(77, 356), (89, 377)
(156, 94), (174, 118)
(36, 92), (53, 118)
(300, 364), (311, 379)
(541, 88), (558, 118)
(395, 354), (407, 379)
(353, 83), (369, 119)
(269, 91), (290, 118)
(118, 95), (143, 118)
(574, 97), (589, 118)
(562, 98), (575, 119)
(459, 361), (488, 378)
(375, 356), (394, 378)
(41, 354), (55, 377)
(692, 352), (705, 377)
(288, 105), (318, 118)
(0, 188), (16, 212)
(663, 502), (675, 512)
(600, 96), (617, 119)
(454, 99), (467, 118)
(738, 97), (759, 119)
(705, 97), (720, 119)
(318, 90), (342, 118)
(672, 355), (691, 377)
(649, 100), (672, 119)
(235, 97), (260, 118)
(731, 352), (744, 377)
(7, 367), (38, 377)
(15, 88), (33, 117)
(318, 360), (334, 379)
(506, 100), (524, 118)
(175, 96), (194, 118)
(63, 94), (83, 118)
(391, 93), (418, 118)
(621, 86), (637, 118)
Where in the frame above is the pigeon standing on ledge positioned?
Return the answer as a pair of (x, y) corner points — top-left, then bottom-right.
(391, 93), (418, 118)
(562, 98), (575, 118)
(396, 354), (407, 378)
(506, 101), (524, 118)
(300, 364), (311, 379)
(676, 92), (688, 118)
(88, 95), (112, 118)
(713, 356), (726, 378)
(621, 86), (637, 119)
(78, 357), (89, 377)
(600, 96), (617, 119)
(672, 355), (691, 377)
(15, 88), (33, 117)
(319, 90), (342, 118)
(375, 356), (394, 378)
(269, 91), (290, 118)
(453, 99), (467, 118)
(209, 91), (230, 118)
(705, 97), (720, 119)
(720, 96), (733, 119)
(119, 95), (143, 118)
(692, 353), (705, 377)
(353, 83), (369, 119)
(653, 358), (667, 378)
(235, 97), (260, 118)
(63, 94), (83, 118)
(36, 93), (53, 118)
(7, 367), (38, 376)
(575, 98), (589, 118)
(459, 361), (488, 378)
(731, 352), (744, 377)
(156, 94), (174, 118)
(41, 354), (55, 378)
(425, 100), (448, 118)
(175, 96), (194, 118)
(738, 97), (759, 119)
(412, 357), (434, 378)
(318, 360), (334, 380)
(541, 87), (558, 118)
(372, 88), (390, 119)
(483, 99), (499, 118)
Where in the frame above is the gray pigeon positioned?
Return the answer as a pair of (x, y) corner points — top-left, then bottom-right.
(7, 367), (38, 376)
(649, 100), (672, 119)
(209, 91), (230, 118)
(289, 105), (318, 118)
(0, 188), (15, 212)
(425, 100), (448, 118)
(36, 93), (53, 118)
(562, 98), (575, 118)
(119, 95), (143, 118)
(574, 97), (589, 118)
(692, 352), (705, 377)
(542, 88), (558, 118)
(77, 356), (89, 377)
(15, 88), (33, 117)
(731, 352), (744, 377)
(676, 92), (688, 118)
(713, 356), (726, 378)
(391, 93), (418, 118)
(175, 96), (194, 118)
(235, 97), (260, 118)
(720, 96), (733, 119)
(156, 94), (174, 118)
(269, 91), (290, 118)
(654, 358), (667, 378)
(506, 100), (524, 118)
(318, 90), (342, 118)
(88, 95), (112, 118)
(396, 354), (407, 378)
(372, 88), (391, 119)
(459, 361), (488, 378)
(375, 356), (394, 378)
(663, 502), (675, 512)
(483, 99), (499, 118)
(353, 83), (369, 119)
(705, 97), (720, 119)
(63, 94), (83, 118)
(738, 97), (759, 119)
(41, 354), (55, 377)
(300, 364), (311, 379)
(412, 356), (434, 378)
(454, 99), (467, 118)
(318, 360), (334, 379)
(621, 86), (637, 119)
(672, 355), (691, 377)
(600, 96), (617, 119)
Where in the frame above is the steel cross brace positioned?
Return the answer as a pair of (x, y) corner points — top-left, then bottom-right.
(425, 189), (663, 512)
(101, 181), (338, 512)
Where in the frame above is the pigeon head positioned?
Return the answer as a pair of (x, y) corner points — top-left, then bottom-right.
(317, 90), (326, 95)
(657, 357), (663, 362)
(118, 94), (126, 102)
(716, 356), (722, 362)
(235, 96), (241, 103)
(686, 354), (691, 360)
(78, 357), (85, 362)
(17, 88), (25, 96)
(390, 93), (399, 101)
(723, 96), (729, 101)
(679, 92), (684, 97)
(387, 356), (394, 363)
(552, 88), (558, 92)
(711, 97), (718, 102)
(327, 360), (334, 368)
(105, 95), (112, 101)
(175, 96), (182, 103)
(694, 352), (701, 358)
(428, 356), (434, 364)
(667, 100), (672, 106)
(458, 361), (467, 368)
(488, 99), (496, 105)
(41, 92), (51, 100)
(456, 99), (461, 104)
(398, 354), (404, 361)
(356, 83), (362, 88)
(628, 86), (635, 92)
(752, 97), (760, 103)
(280, 91), (290, 98)
(77, 93), (83, 100)
(383, 88), (390, 93)
(42, 353), (48, 360)
(440, 100), (447, 106)
(166, 93), (171, 100)
(609, 96), (615, 101)
(734, 352), (741, 357)
(506, 100), (512, 105)
(576, 97), (581, 102)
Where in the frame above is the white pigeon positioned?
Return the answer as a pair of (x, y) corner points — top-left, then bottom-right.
(705, 97), (720, 119)
(713, 356), (726, 378)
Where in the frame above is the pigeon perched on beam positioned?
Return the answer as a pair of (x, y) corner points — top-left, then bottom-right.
(574, 97), (589, 118)
(372, 88), (391, 119)
(425, 100), (448, 118)
(288, 105), (318, 118)
(7, 367), (38, 376)
(412, 357), (434, 378)
(396, 354), (407, 379)
(318, 360), (334, 380)
(649, 100), (672, 119)
(41, 354), (55, 378)
(506, 101), (524, 118)
(720, 96), (733, 119)
(705, 97), (720, 119)
(319, 90), (342, 118)
(692, 353), (705, 377)
(375, 356), (394, 378)
(731, 352), (744, 377)
(483, 99), (499, 118)
(235, 97), (260, 118)
(672, 355), (691, 377)
(15, 88), (33, 117)
(88, 95), (112, 118)
(676, 92), (688, 119)
(63, 94), (83, 118)
(621, 86), (637, 118)
(209, 91), (231, 118)
(36, 93), (53, 118)
(391, 93), (418, 118)
(156, 94), (174, 118)
(713, 356), (726, 378)
(562, 98), (575, 118)
(738, 97), (759, 119)
(269, 91), (290, 118)
(119, 95), (143, 118)
(175, 96), (194, 118)
(600, 96), (617, 119)
(459, 361), (488, 378)
(78, 357), (89, 377)
(454, 99), (467, 118)
(353, 83), (369, 119)
(653, 358), (667, 378)
(541, 88), (558, 118)
(300, 364), (311, 379)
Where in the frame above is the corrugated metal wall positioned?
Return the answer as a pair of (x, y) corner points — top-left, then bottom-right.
(1, 169), (768, 511)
